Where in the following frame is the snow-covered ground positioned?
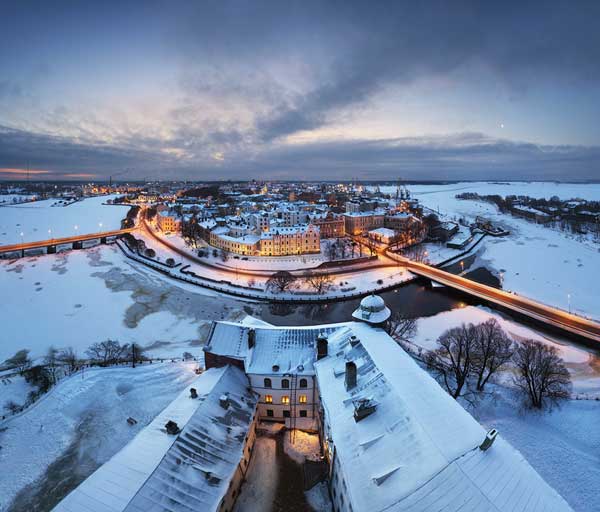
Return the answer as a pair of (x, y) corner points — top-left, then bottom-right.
(378, 182), (600, 320)
(0, 374), (34, 412)
(0, 195), (130, 244)
(472, 388), (600, 512)
(0, 244), (251, 363)
(0, 362), (198, 511)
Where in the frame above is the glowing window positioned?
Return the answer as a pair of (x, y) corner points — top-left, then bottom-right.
(281, 396), (290, 405)
(299, 395), (307, 404)
(265, 395), (273, 404)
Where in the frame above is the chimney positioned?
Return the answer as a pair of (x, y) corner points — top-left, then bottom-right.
(345, 361), (357, 390)
(353, 398), (377, 422)
(165, 420), (180, 435)
(219, 394), (230, 409)
(317, 333), (328, 360)
(479, 429), (498, 451)
(190, 387), (198, 399)
(248, 328), (256, 349)
(349, 335), (360, 347)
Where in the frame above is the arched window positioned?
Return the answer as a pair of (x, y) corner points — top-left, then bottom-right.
(264, 378), (272, 388)
(281, 378), (290, 389)
(299, 378), (308, 388)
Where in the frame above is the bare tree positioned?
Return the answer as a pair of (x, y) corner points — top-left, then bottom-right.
(3, 349), (32, 374)
(471, 319), (513, 391)
(3, 400), (21, 414)
(426, 323), (477, 399)
(86, 340), (130, 365)
(219, 248), (229, 262)
(58, 347), (79, 373)
(266, 271), (297, 293)
(303, 271), (334, 294)
(387, 311), (417, 340)
(513, 340), (571, 409)
(44, 346), (60, 385)
(364, 237), (378, 256)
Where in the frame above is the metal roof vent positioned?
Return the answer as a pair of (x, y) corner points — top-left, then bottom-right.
(353, 398), (377, 422)
(349, 335), (360, 347)
(190, 387), (198, 399)
(479, 429), (498, 451)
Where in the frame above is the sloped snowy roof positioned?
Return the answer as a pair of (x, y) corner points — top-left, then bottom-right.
(205, 321), (337, 375)
(315, 322), (572, 512)
(53, 366), (257, 512)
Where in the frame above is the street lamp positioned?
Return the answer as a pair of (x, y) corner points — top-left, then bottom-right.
(568, 293), (571, 314)
(499, 271), (504, 288)
(460, 260), (464, 273)
(99, 222), (103, 230)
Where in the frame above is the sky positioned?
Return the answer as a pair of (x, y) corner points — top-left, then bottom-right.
(1, 0), (599, 182)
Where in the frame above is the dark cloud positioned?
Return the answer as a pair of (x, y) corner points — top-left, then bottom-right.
(175, 0), (600, 141)
(1, 125), (598, 181)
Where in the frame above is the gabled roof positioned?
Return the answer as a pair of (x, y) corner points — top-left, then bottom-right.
(315, 322), (572, 512)
(204, 321), (337, 375)
(54, 366), (257, 512)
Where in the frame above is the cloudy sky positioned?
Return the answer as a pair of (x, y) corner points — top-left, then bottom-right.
(1, 0), (599, 181)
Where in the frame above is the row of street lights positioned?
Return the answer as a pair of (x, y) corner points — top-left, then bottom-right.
(18, 222), (104, 244)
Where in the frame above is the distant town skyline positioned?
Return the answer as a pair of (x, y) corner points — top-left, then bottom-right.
(1, 0), (599, 181)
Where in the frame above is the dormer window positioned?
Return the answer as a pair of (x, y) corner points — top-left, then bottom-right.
(281, 378), (290, 389)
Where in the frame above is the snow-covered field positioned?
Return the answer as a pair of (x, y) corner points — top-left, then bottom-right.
(0, 195), (130, 244)
(0, 362), (198, 511)
(0, 244), (251, 363)
(379, 182), (600, 319)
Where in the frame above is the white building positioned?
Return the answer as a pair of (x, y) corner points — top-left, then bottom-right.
(315, 322), (572, 512)
(204, 322), (335, 426)
(53, 366), (258, 512)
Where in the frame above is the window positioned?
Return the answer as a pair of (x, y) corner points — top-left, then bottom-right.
(299, 394), (307, 404)
(266, 409), (274, 417)
(283, 410), (290, 418)
(264, 395), (273, 404)
(299, 378), (308, 388)
(264, 378), (272, 388)
(281, 396), (290, 405)
(281, 378), (290, 389)
(300, 410), (307, 418)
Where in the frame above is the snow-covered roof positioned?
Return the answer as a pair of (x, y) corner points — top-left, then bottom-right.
(368, 227), (396, 237)
(53, 366), (257, 512)
(315, 323), (572, 512)
(204, 321), (337, 375)
(352, 294), (391, 324)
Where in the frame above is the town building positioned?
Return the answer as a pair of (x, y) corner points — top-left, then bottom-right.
(343, 211), (385, 235)
(367, 226), (397, 244)
(156, 211), (181, 233)
(310, 211), (346, 238)
(204, 321), (335, 426)
(259, 224), (320, 256)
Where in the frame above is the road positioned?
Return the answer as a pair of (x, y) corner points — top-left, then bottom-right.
(401, 257), (600, 344)
(0, 228), (136, 254)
